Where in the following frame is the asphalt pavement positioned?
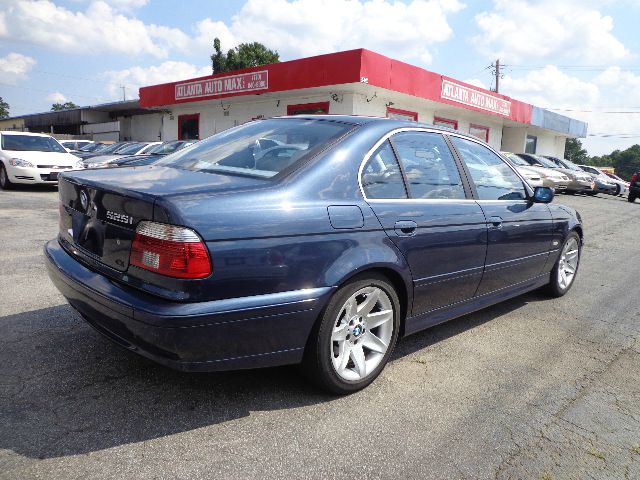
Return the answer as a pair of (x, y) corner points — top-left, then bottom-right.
(1, 185), (639, 480)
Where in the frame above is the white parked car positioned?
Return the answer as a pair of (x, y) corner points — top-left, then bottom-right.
(0, 131), (83, 189)
(501, 152), (563, 190)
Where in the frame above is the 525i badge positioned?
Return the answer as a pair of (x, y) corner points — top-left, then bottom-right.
(106, 210), (134, 225)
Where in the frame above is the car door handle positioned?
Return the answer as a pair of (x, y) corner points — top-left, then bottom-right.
(394, 220), (418, 236)
(488, 216), (503, 229)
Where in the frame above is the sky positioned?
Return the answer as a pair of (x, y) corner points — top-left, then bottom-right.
(1, 0), (640, 155)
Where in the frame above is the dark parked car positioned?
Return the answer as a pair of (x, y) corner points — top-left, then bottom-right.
(629, 171), (640, 202)
(45, 116), (584, 394)
(74, 142), (131, 160)
(108, 140), (197, 168)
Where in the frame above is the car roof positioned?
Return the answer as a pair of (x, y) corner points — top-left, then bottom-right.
(275, 114), (467, 136)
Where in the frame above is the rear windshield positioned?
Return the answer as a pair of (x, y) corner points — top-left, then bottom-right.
(157, 118), (354, 178)
(1, 134), (66, 153)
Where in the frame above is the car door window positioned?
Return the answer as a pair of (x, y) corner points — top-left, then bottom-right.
(451, 136), (527, 201)
(361, 140), (408, 199)
(392, 132), (465, 199)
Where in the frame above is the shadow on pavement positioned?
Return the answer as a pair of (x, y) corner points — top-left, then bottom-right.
(0, 291), (545, 460)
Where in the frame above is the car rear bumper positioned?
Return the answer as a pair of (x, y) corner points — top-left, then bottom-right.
(44, 239), (332, 371)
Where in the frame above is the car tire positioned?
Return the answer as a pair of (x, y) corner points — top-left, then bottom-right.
(302, 273), (400, 394)
(544, 232), (581, 297)
(614, 185), (621, 196)
(0, 163), (13, 190)
(629, 194), (636, 203)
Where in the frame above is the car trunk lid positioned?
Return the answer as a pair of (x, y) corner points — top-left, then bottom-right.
(58, 166), (270, 271)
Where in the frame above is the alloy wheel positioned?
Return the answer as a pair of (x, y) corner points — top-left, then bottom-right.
(557, 237), (579, 289)
(330, 286), (394, 381)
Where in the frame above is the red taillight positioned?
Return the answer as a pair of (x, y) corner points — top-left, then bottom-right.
(632, 173), (638, 182)
(129, 222), (211, 279)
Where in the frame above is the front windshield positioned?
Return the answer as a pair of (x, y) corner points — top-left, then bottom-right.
(503, 153), (529, 166)
(1, 134), (66, 153)
(157, 118), (354, 178)
(561, 159), (583, 171)
(79, 143), (103, 152)
(534, 156), (560, 168)
(580, 165), (600, 175)
(115, 143), (146, 155)
(148, 141), (194, 155)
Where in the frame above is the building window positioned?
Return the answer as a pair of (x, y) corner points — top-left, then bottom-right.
(433, 116), (458, 130)
(525, 134), (537, 154)
(469, 124), (489, 142)
(178, 113), (199, 140)
(287, 102), (330, 115)
(386, 107), (418, 122)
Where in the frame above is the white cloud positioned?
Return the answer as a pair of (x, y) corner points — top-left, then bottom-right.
(473, 0), (630, 64)
(0, 1), (185, 58)
(463, 78), (488, 89)
(0, 52), (36, 84)
(193, 0), (465, 65)
(0, 0), (465, 65)
(103, 61), (211, 98)
(499, 65), (640, 155)
(46, 92), (68, 103)
(501, 66), (599, 108)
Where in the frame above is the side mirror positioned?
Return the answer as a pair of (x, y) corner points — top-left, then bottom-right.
(533, 186), (554, 203)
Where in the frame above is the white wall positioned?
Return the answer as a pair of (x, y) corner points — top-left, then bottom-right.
(130, 113), (162, 141)
(82, 121), (120, 135)
(501, 127), (526, 153)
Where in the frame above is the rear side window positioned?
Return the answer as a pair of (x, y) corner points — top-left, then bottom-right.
(392, 132), (465, 199)
(158, 118), (353, 178)
(451, 136), (526, 201)
(361, 140), (407, 199)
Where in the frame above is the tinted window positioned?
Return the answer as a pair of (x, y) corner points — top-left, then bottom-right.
(115, 143), (147, 155)
(393, 132), (465, 199)
(451, 136), (526, 201)
(1, 134), (66, 153)
(361, 140), (407, 199)
(159, 118), (353, 179)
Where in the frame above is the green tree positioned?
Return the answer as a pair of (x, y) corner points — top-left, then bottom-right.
(564, 138), (589, 164)
(587, 145), (640, 179)
(211, 38), (279, 74)
(0, 97), (9, 119)
(51, 101), (79, 111)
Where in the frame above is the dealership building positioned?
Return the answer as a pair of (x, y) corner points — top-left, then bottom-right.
(1, 49), (587, 156)
(137, 48), (587, 157)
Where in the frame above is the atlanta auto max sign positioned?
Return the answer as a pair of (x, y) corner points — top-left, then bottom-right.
(441, 79), (511, 116)
(175, 71), (269, 100)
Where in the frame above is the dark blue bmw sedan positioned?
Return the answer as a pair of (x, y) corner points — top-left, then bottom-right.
(45, 116), (583, 393)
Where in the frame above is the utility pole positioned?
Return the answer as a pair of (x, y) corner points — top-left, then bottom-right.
(121, 85), (126, 101)
(490, 59), (502, 93)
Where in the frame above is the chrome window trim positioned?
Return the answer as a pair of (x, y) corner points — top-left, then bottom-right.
(358, 127), (535, 203)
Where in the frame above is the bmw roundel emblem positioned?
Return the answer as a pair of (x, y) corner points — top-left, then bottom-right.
(79, 190), (89, 211)
(353, 325), (362, 337)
